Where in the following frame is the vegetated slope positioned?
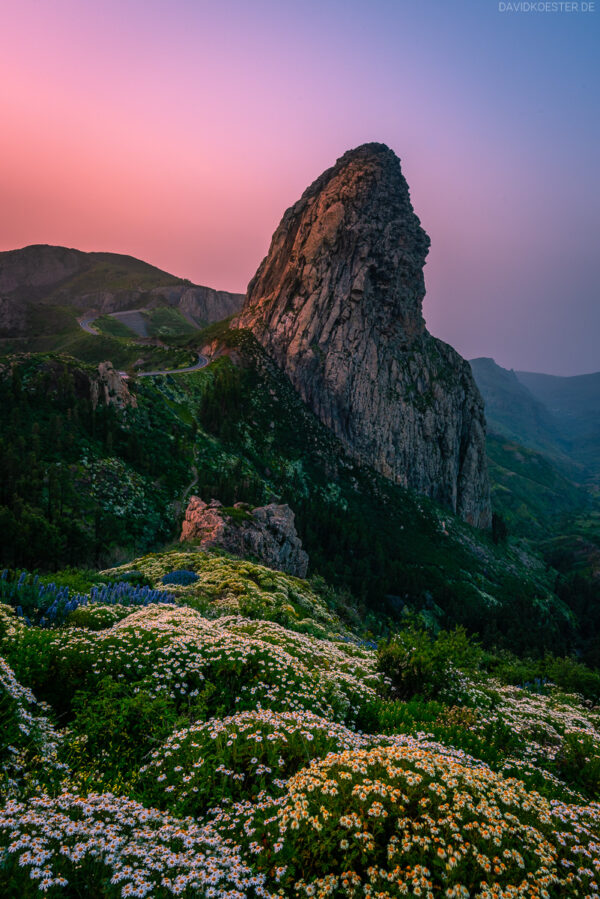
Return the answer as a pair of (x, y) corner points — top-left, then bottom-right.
(0, 354), (195, 569)
(470, 357), (570, 464)
(0, 337), (571, 655)
(94, 307), (199, 341)
(516, 368), (600, 477)
(471, 360), (600, 648)
(0, 244), (244, 351)
(0, 549), (599, 897)
(486, 435), (596, 538)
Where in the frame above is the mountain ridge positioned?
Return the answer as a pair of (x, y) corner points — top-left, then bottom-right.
(0, 243), (244, 340)
(471, 356), (600, 481)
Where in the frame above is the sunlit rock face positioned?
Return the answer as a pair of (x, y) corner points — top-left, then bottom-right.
(181, 497), (309, 577)
(237, 143), (491, 527)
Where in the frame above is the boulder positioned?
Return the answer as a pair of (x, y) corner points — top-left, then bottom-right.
(180, 497), (309, 577)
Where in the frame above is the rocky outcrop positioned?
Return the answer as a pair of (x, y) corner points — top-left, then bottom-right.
(237, 143), (491, 527)
(177, 286), (244, 326)
(90, 362), (137, 410)
(180, 497), (309, 577)
(76, 285), (244, 322)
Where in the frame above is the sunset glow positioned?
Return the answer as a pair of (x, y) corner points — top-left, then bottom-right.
(1, 0), (598, 373)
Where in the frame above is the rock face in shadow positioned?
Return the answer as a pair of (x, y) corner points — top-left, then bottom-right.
(180, 497), (309, 577)
(237, 143), (491, 527)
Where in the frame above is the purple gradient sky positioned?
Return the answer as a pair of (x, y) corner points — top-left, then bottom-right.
(1, 0), (598, 374)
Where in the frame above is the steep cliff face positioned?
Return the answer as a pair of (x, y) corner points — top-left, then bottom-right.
(237, 143), (491, 527)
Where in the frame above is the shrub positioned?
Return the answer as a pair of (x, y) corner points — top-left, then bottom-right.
(140, 708), (370, 815)
(161, 568), (199, 586)
(377, 625), (486, 705)
(219, 740), (600, 897)
(68, 677), (182, 790)
(555, 731), (600, 798)
(0, 655), (66, 797)
(0, 792), (270, 898)
(0, 569), (175, 627)
(65, 604), (135, 630)
(113, 570), (152, 588)
(487, 651), (600, 703)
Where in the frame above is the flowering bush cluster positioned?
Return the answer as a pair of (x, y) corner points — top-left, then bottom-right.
(0, 550), (599, 897)
(0, 655), (66, 798)
(1, 569), (175, 627)
(213, 739), (600, 898)
(106, 550), (345, 638)
(0, 791), (273, 898)
(141, 708), (371, 815)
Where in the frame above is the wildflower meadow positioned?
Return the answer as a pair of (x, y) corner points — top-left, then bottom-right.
(0, 550), (599, 897)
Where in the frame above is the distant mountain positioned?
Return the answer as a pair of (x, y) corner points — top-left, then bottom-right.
(469, 357), (566, 460)
(516, 369), (600, 422)
(471, 356), (600, 480)
(515, 370), (600, 475)
(0, 244), (244, 345)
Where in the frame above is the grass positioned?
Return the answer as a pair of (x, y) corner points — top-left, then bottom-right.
(94, 315), (138, 340)
(142, 307), (198, 338)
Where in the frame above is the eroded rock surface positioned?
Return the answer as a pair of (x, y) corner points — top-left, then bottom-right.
(237, 143), (491, 527)
(181, 497), (309, 577)
(91, 362), (137, 409)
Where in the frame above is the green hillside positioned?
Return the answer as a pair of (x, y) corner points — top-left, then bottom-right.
(487, 435), (595, 538)
(0, 334), (577, 655)
(1, 332), (599, 897)
(1, 547), (599, 897)
(0, 245), (239, 363)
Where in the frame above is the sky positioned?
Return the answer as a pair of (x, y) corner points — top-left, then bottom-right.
(1, 0), (598, 375)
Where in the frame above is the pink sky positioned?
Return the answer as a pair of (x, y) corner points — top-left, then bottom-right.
(1, 0), (598, 374)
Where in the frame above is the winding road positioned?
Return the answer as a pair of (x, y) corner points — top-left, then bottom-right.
(78, 313), (209, 377)
(134, 354), (208, 377)
(79, 315), (100, 335)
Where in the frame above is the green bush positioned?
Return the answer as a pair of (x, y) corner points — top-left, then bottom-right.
(140, 708), (369, 815)
(555, 731), (600, 798)
(67, 677), (183, 790)
(377, 624), (485, 704)
(219, 741), (600, 897)
(65, 604), (134, 630)
(487, 650), (600, 703)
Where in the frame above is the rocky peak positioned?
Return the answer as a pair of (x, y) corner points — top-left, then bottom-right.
(239, 142), (430, 347)
(236, 143), (491, 528)
(180, 497), (309, 578)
